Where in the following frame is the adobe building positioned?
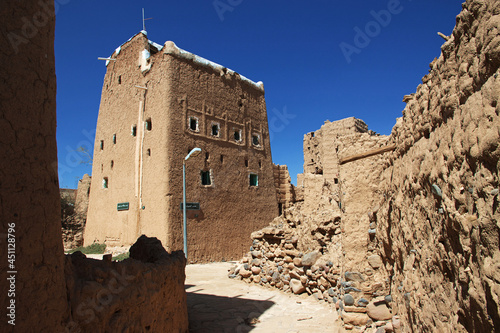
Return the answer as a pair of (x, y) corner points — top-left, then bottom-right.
(84, 31), (278, 262)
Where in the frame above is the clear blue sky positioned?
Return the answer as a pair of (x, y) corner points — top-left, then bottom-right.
(55, 0), (461, 188)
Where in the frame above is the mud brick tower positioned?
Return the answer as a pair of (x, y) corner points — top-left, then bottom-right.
(84, 31), (278, 262)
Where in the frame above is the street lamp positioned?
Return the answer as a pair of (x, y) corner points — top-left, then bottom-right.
(183, 147), (201, 260)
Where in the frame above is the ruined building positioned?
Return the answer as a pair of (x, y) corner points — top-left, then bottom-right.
(84, 31), (278, 262)
(231, 117), (395, 329)
(231, 0), (500, 331)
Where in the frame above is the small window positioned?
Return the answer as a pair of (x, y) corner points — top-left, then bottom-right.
(245, 159), (249, 167)
(220, 155), (224, 164)
(249, 173), (258, 187)
(211, 123), (220, 137)
(118, 75), (121, 84)
(132, 125), (137, 137)
(145, 118), (152, 131)
(252, 134), (260, 147)
(259, 160), (262, 168)
(112, 134), (116, 144)
(189, 117), (198, 132)
(110, 160), (114, 169)
(334, 178), (339, 184)
(205, 152), (210, 161)
(233, 129), (241, 142)
(147, 148), (151, 156)
(201, 170), (212, 186)
(100, 140), (104, 150)
(102, 177), (108, 189)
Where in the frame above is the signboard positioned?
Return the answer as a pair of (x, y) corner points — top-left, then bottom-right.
(180, 202), (200, 210)
(117, 202), (129, 211)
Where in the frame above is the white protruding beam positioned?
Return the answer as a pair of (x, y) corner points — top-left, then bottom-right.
(97, 57), (116, 61)
(134, 85), (148, 90)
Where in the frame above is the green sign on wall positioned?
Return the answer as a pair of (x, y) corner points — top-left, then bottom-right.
(180, 202), (200, 210)
(117, 202), (129, 211)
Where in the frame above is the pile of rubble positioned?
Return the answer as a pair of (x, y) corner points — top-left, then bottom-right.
(229, 205), (340, 296)
(229, 205), (399, 331)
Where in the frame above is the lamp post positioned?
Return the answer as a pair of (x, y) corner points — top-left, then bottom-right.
(183, 147), (201, 260)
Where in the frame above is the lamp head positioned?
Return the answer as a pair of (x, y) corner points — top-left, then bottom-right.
(185, 147), (202, 160)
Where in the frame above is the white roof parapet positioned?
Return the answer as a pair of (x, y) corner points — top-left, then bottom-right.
(102, 33), (264, 91)
(163, 41), (264, 92)
(104, 31), (163, 66)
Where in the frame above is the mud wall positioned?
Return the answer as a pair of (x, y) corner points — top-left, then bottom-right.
(0, 0), (69, 330)
(377, 0), (500, 331)
(273, 164), (296, 212)
(1, 3), (189, 331)
(64, 236), (188, 332)
(338, 133), (391, 283)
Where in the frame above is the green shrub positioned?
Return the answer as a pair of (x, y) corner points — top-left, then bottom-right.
(112, 252), (130, 262)
(67, 243), (106, 255)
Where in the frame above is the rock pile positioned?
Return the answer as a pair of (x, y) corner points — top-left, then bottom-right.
(229, 205), (399, 331)
(229, 205), (343, 299)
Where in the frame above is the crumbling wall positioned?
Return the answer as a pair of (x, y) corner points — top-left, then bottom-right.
(338, 134), (390, 274)
(64, 235), (188, 332)
(63, 174), (92, 249)
(376, 0), (500, 331)
(232, 118), (397, 330)
(303, 117), (368, 177)
(273, 164), (296, 212)
(0, 0), (69, 331)
(75, 174), (91, 221)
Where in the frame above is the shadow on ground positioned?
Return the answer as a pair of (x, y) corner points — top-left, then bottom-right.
(186, 285), (275, 333)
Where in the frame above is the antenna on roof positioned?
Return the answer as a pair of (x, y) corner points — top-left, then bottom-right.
(142, 8), (153, 32)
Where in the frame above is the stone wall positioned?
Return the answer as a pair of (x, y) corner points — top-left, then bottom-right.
(376, 0), (500, 331)
(64, 236), (188, 332)
(0, 0), (69, 330)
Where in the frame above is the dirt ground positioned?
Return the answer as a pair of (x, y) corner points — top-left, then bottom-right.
(186, 262), (344, 333)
